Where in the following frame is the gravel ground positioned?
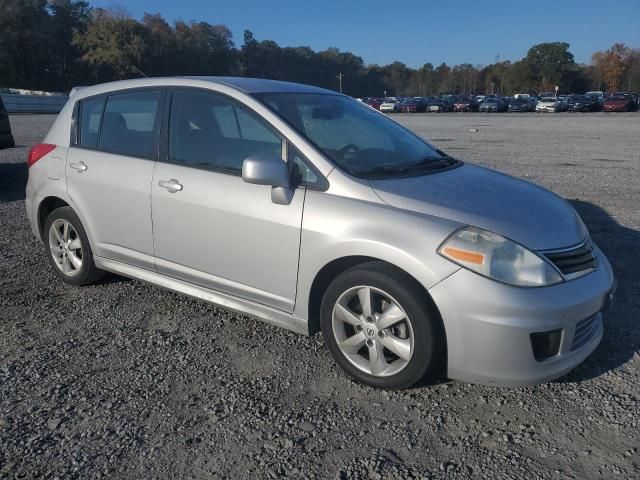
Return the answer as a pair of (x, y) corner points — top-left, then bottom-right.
(1, 113), (638, 479)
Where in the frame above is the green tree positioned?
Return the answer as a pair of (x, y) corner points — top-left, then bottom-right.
(524, 42), (576, 91)
(73, 8), (149, 81)
(48, 0), (91, 89)
(0, 0), (52, 89)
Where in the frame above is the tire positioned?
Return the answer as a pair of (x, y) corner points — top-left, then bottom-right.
(320, 261), (444, 389)
(44, 206), (104, 286)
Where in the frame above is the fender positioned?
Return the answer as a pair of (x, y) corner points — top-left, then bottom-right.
(33, 185), (98, 254)
(294, 189), (462, 321)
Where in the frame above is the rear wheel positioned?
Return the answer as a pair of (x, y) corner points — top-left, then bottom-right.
(320, 262), (444, 389)
(45, 207), (104, 285)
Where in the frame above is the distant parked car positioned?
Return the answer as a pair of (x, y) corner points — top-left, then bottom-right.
(365, 98), (383, 110)
(508, 98), (532, 112)
(603, 94), (636, 112)
(0, 97), (15, 149)
(536, 97), (567, 113)
(479, 98), (507, 112)
(425, 97), (452, 112)
(585, 91), (604, 110)
(567, 95), (596, 112)
(400, 98), (426, 113)
(380, 98), (402, 113)
(453, 97), (473, 112)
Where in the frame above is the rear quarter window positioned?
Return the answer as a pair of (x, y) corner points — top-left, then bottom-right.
(79, 97), (105, 148)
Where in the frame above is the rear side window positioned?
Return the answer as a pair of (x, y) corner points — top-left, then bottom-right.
(168, 90), (282, 173)
(98, 91), (161, 159)
(79, 97), (105, 148)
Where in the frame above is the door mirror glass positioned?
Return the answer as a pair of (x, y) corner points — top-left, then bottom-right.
(242, 155), (290, 188)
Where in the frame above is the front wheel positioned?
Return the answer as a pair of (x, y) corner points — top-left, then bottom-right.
(320, 262), (445, 389)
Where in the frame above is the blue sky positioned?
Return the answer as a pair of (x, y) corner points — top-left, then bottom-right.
(91, 0), (639, 67)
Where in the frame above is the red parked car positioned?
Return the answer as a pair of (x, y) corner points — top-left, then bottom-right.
(364, 98), (383, 110)
(602, 95), (636, 112)
(453, 97), (473, 112)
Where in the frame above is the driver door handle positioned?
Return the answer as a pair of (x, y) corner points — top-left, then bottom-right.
(69, 161), (87, 172)
(158, 179), (183, 193)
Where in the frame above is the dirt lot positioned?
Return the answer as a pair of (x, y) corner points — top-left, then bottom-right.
(1, 113), (638, 479)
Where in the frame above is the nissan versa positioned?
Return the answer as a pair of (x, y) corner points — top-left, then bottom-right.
(25, 77), (616, 389)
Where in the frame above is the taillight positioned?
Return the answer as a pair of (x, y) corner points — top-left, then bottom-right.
(27, 143), (56, 168)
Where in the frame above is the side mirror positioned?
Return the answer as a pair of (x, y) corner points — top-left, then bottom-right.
(242, 155), (290, 188)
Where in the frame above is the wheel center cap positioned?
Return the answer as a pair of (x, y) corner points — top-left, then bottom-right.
(364, 325), (377, 338)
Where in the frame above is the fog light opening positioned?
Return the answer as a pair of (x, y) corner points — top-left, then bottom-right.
(530, 329), (562, 362)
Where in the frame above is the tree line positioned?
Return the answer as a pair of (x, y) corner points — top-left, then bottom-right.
(1, 0), (639, 96)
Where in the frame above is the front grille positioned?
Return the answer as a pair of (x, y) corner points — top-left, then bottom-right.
(571, 313), (602, 351)
(544, 240), (597, 277)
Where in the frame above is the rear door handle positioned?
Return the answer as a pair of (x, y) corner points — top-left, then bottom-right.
(69, 161), (87, 172)
(158, 179), (183, 193)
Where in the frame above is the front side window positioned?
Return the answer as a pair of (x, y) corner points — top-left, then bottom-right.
(288, 144), (318, 186)
(255, 93), (456, 179)
(98, 91), (161, 158)
(78, 96), (105, 148)
(169, 90), (282, 173)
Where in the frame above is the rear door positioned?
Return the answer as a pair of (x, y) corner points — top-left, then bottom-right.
(66, 89), (164, 270)
(150, 88), (305, 312)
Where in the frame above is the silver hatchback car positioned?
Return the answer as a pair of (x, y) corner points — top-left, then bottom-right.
(26, 77), (616, 389)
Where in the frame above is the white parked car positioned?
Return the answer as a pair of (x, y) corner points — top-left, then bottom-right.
(536, 97), (567, 113)
(380, 99), (401, 113)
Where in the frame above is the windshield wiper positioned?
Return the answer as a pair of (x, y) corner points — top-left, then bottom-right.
(358, 156), (457, 177)
(401, 156), (457, 171)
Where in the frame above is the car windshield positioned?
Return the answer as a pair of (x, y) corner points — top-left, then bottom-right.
(254, 93), (456, 179)
(541, 97), (556, 102)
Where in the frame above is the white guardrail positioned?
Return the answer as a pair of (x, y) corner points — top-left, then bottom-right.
(1, 93), (69, 114)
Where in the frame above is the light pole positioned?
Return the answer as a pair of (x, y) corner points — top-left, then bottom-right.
(494, 54), (501, 96)
(336, 73), (344, 93)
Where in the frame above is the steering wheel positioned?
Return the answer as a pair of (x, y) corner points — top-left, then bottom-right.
(338, 143), (360, 160)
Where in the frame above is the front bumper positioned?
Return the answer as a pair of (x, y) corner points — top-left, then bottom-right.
(569, 105), (591, 112)
(429, 245), (615, 387)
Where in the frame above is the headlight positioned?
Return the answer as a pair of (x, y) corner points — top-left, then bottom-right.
(438, 226), (563, 287)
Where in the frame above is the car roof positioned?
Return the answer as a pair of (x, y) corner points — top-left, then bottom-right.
(186, 76), (335, 94)
(71, 76), (337, 100)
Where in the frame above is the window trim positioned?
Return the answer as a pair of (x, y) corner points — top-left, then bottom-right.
(72, 86), (167, 162)
(159, 86), (329, 190)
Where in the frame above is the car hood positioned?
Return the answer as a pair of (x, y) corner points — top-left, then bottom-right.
(368, 163), (587, 250)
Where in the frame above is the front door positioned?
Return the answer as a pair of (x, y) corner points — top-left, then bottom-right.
(151, 89), (304, 312)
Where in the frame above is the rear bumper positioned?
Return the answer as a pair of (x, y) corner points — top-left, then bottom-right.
(25, 176), (39, 240)
(429, 245), (615, 387)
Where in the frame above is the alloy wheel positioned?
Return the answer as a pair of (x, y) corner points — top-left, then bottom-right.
(48, 219), (83, 277)
(331, 286), (414, 377)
